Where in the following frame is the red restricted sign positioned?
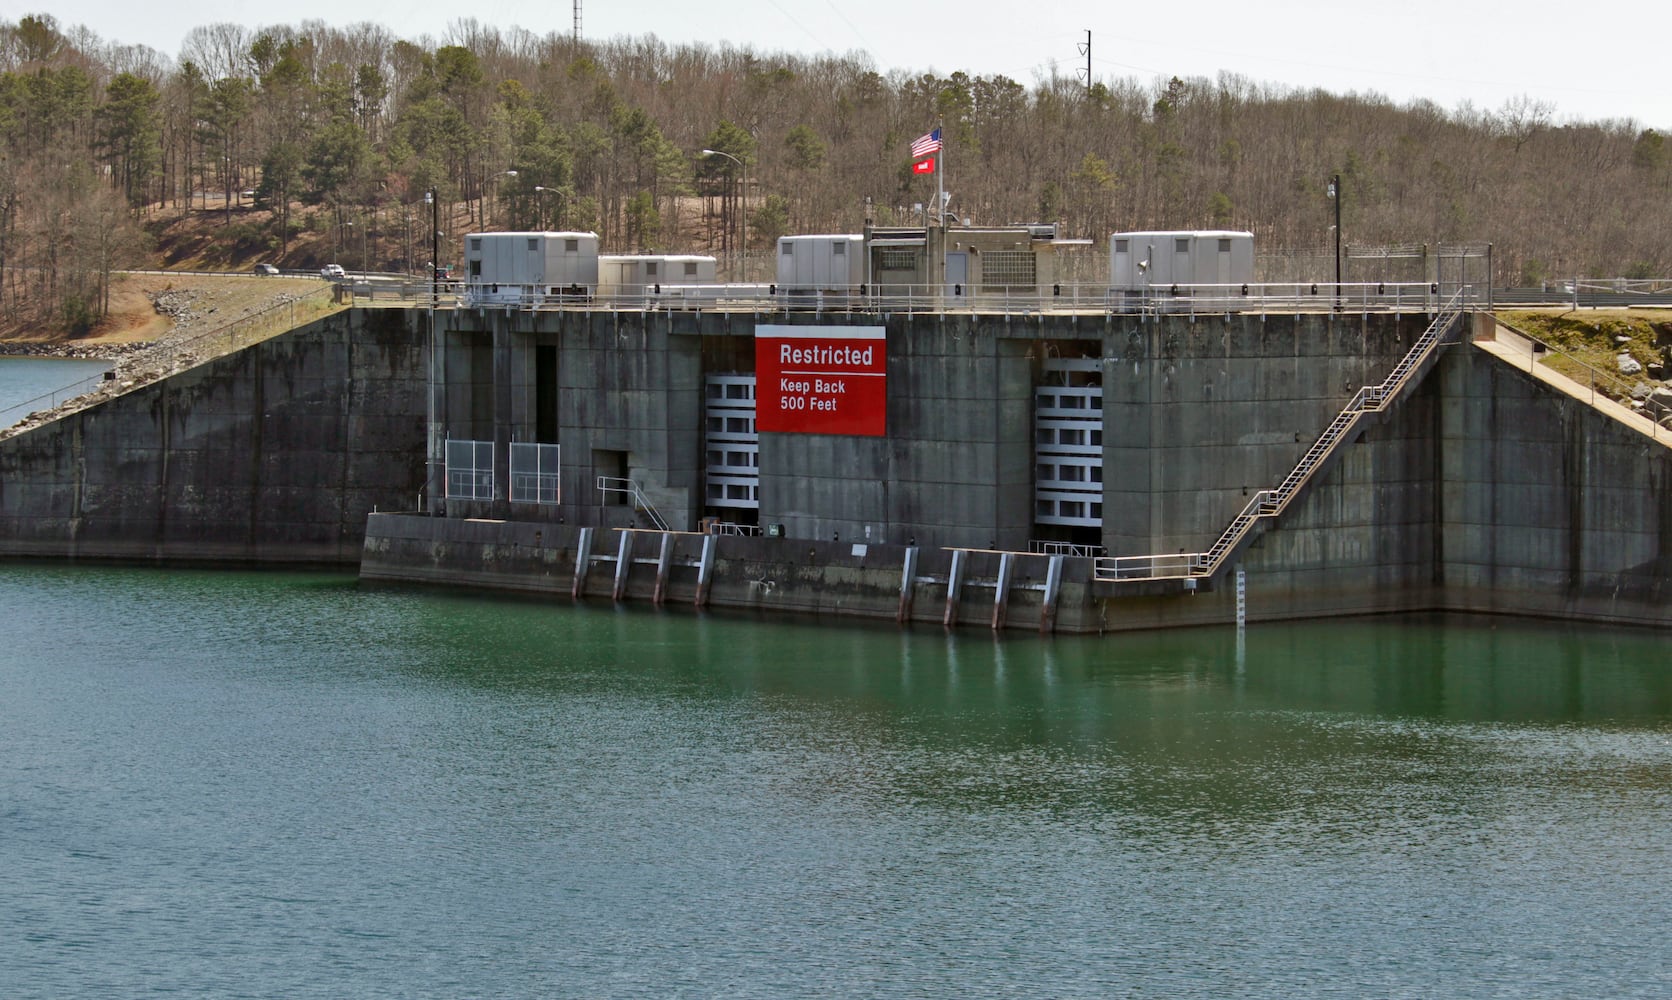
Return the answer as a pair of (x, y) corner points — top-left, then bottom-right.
(755, 324), (887, 436)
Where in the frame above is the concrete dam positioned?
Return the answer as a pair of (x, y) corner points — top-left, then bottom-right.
(2, 300), (1669, 632)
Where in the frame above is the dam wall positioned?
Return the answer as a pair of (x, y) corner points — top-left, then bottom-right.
(0, 308), (428, 565)
(367, 306), (1438, 632)
(6, 300), (1671, 631)
(1434, 339), (1672, 623)
(435, 306), (1426, 555)
(1082, 326), (1672, 631)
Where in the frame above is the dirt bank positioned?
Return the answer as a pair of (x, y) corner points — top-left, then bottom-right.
(0, 272), (327, 356)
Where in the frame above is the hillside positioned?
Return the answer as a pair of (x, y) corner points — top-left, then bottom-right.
(0, 271), (324, 351)
(3, 14), (1670, 333)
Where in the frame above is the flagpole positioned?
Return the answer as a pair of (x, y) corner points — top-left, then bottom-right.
(936, 119), (945, 227)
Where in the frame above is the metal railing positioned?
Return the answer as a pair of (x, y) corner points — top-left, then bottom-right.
(443, 279), (1474, 317)
(595, 476), (669, 531)
(704, 520), (763, 536)
(1494, 322), (1672, 443)
(2, 286), (339, 436)
(0, 366), (116, 430)
(1029, 539), (1106, 557)
(1094, 290), (1469, 584)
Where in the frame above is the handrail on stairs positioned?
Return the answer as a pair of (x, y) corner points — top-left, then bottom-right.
(594, 476), (670, 531)
(1095, 292), (1468, 585)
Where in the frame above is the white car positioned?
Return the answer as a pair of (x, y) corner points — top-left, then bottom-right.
(321, 263), (346, 279)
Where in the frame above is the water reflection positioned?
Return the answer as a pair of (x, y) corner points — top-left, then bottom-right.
(335, 590), (1672, 845)
(5, 566), (1670, 997)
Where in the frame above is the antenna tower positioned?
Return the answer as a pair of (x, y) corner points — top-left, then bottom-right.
(573, 1), (582, 44)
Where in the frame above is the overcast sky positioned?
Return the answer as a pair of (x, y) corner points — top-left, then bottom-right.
(26, 0), (1672, 130)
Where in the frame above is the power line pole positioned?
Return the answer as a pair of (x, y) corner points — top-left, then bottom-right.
(1077, 30), (1091, 92)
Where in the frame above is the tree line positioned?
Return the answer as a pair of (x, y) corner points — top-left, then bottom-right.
(3, 12), (1669, 330)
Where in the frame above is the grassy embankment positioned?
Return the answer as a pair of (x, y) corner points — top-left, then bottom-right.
(1496, 309), (1672, 403)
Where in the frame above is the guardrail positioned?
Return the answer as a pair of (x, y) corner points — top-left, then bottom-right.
(1029, 539), (1106, 557)
(704, 520), (763, 536)
(0, 366), (116, 430)
(1495, 322), (1672, 443)
(441, 280), (1477, 317)
(1494, 280), (1672, 310)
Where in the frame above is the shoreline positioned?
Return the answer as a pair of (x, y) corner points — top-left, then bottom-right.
(0, 341), (148, 361)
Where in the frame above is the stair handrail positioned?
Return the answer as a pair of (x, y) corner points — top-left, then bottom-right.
(1096, 292), (1467, 584)
(594, 475), (670, 531)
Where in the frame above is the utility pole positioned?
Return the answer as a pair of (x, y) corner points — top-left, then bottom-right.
(1077, 30), (1091, 92)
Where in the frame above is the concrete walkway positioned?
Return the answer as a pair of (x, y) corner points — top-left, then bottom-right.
(1476, 321), (1672, 450)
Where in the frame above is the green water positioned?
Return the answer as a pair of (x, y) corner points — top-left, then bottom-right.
(3, 564), (1668, 997)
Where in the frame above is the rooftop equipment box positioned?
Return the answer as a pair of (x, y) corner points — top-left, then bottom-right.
(598, 254), (718, 298)
(1109, 230), (1254, 292)
(465, 231), (600, 304)
(776, 234), (865, 291)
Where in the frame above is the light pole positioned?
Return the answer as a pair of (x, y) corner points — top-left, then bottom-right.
(425, 190), (439, 303)
(534, 185), (559, 230)
(423, 187), (440, 515)
(701, 148), (746, 270)
(1327, 174), (1342, 308)
(497, 169), (519, 229)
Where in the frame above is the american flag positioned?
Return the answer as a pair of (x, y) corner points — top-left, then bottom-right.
(910, 128), (942, 158)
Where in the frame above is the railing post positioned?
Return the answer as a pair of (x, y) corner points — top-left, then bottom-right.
(695, 533), (717, 607)
(943, 549), (966, 628)
(612, 530), (633, 602)
(653, 532), (674, 605)
(898, 546), (919, 624)
(991, 552), (1013, 631)
(1040, 555), (1064, 634)
(572, 527), (594, 599)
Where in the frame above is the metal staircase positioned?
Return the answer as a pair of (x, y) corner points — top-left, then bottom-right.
(595, 476), (670, 530)
(1096, 292), (1469, 584)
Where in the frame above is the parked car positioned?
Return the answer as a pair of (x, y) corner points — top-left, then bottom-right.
(253, 263), (279, 275)
(321, 263), (346, 279)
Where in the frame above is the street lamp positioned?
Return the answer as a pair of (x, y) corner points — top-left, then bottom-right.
(1327, 174), (1342, 308)
(425, 190), (439, 304)
(344, 220), (357, 272)
(344, 218), (367, 271)
(534, 185), (560, 230)
(496, 170), (519, 229)
(701, 148), (746, 267)
(423, 188), (441, 515)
